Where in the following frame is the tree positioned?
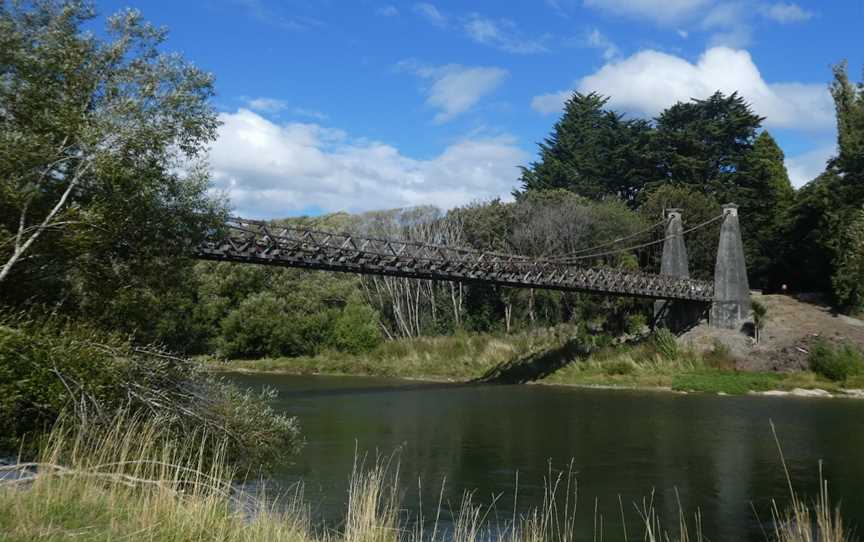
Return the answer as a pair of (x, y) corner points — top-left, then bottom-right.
(831, 209), (864, 312)
(0, 2), (225, 341)
(651, 91), (764, 199)
(736, 132), (795, 289)
(518, 92), (653, 206)
(830, 61), (864, 200)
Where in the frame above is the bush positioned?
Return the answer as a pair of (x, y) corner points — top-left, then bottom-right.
(219, 292), (337, 358)
(603, 359), (637, 376)
(654, 328), (679, 360)
(703, 340), (736, 370)
(333, 296), (383, 354)
(0, 314), (301, 469)
(809, 338), (864, 381)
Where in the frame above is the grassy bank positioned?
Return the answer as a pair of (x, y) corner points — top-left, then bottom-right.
(209, 328), (864, 395)
(0, 417), (850, 542)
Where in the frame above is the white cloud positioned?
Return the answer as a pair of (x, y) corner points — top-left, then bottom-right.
(463, 14), (549, 54)
(762, 2), (813, 23)
(786, 144), (835, 188)
(402, 62), (509, 124)
(585, 28), (620, 60)
(414, 3), (446, 26)
(532, 47), (833, 132)
(246, 97), (288, 113)
(582, 0), (713, 25)
(208, 109), (526, 217)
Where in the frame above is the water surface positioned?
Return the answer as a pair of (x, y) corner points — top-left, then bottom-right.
(229, 373), (864, 541)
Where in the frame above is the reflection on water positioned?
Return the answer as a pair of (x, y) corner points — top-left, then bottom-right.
(228, 373), (864, 541)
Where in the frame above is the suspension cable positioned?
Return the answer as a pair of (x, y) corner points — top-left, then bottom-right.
(545, 218), (668, 261)
(553, 213), (726, 263)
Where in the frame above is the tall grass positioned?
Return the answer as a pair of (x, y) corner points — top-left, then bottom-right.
(0, 415), (852, 541)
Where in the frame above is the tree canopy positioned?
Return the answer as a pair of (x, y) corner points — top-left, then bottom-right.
(0, 1), (226, 343)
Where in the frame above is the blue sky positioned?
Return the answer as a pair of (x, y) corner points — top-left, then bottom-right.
(96, 0), (864, 218)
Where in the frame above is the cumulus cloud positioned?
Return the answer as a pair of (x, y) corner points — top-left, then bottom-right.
(463, 14), (549, 54)
(208, 109), (527, 217)
(414, 3), (446, 26)
(786, 144), (835, 188)
(762, 2), (813, 23)
(401, 62), (509, 124)
(531, 47), (833, 132)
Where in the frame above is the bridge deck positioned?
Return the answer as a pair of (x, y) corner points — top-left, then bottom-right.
(195, 219), (714, 302)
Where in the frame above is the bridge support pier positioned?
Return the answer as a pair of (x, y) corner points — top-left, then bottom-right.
(710, 204), (751, 329)
(654, 209), (703, 331)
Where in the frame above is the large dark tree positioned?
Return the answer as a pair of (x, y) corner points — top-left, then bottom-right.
(651, 91), (764, 200)
(736, 131), (795, 290)
(518, 92), (654, 206)
(780, 62), (864, 310)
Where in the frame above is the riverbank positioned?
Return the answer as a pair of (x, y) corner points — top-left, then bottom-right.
(208, 325), (864, 397)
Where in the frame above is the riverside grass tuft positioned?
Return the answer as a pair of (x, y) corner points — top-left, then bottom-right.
(0, 414), (852, 541)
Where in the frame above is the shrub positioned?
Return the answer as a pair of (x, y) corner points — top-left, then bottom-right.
(654, 328), (679, 360)
(219, 292), (338, 358)
(333, 296), (383, 354)
(703, 340), (736, 370)
(0, 314), (301, 469)
(603, 359), (637, 376)
(809, 338), (864, 381)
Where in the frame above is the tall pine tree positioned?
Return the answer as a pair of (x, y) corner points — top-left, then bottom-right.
(651, 91), (764, 200)
(736, 131), (795, 289)
(518, 92), (653, 206)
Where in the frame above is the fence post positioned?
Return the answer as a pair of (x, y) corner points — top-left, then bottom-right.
(710, 203), (752, 329)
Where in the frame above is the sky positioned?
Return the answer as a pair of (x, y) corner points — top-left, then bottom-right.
(95, 0), (864, 218)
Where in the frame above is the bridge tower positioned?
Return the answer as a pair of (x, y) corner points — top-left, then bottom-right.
(654, 209), (702, 331)
(710, 204), (752, 329)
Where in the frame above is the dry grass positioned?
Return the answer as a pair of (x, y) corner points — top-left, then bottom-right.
(0, 416), (853, 542)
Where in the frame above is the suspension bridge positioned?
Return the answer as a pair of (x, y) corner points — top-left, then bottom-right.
(196, 204), (752, 329)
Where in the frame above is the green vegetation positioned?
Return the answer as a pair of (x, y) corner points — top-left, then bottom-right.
(217, 328), (864, 396)
(0, 314), (301, 468)
(809, 338), (864, 382)
(0, 415), (850, 542)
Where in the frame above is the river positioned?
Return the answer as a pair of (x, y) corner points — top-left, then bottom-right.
(228, 373), (864, 541)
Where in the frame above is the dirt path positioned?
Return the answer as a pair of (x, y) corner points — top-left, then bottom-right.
(679, 294), (864, 372)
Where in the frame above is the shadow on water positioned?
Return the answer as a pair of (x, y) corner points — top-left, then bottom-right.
(473, 338), (590, 384)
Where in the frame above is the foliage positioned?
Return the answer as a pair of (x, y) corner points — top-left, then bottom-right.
(0, 1), (226, 348)
(653, 328), (679, 361)
(736, 132), (796, 289)
(651, 91), (764, 199)
(703, 340), (736, 370)
(0, 314), (301, 468)
(752, 299), (768, 343)
(518, 92), (654, 206)
(332, 295), (383, 354)
(808, 338), (864, 382)
(830, 208), (864, 312)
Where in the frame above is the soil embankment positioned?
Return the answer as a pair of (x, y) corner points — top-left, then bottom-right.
(680, 294), (864, 372)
